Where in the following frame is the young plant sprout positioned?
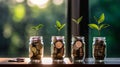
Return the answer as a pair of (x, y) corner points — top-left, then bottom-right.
(32, 24), (44, 36)
(88, 13), (110, 36)
(55, 20), (65, 35)
(72, 16), (83, 36)
(72, 16), (83, 24)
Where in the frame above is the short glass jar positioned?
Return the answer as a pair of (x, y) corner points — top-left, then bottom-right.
(51, 36), (65, 62)
(71, 36), (85, 62)
(92, 37), (106, 62)
(29, 36), (43, 63)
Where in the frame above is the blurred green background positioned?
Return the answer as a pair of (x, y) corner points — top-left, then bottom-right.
(0, 0), (66, 57)
(89, 0), (120, 57)
(0, 0), (120, 58)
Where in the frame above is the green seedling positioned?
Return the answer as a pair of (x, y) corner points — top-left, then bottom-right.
(88, 13), (110, 36)
(72, 16), (83, 36)
(32, 24), (44, 36)
(55, 20), (65, 35)
(72, 16), (83, 24)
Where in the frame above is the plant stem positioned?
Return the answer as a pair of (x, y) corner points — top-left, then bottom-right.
(98, 24), (100, 36)
(58, 30), (60, 36)
(98, 30), (100, 36)
(36, 30), (38, 36)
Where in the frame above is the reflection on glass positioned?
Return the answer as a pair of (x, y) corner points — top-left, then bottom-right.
(27, 58), (71, 64)
(95, 61), (105, 64)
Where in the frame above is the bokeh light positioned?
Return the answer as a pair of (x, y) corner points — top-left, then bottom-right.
(53, 0), (64, 5)
(3, 23), (12, 38)
(13, 4), (26, 22)
(27, 0), (49, 8)
(11, 33), (21, 47)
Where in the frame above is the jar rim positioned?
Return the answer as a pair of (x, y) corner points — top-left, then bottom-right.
(93, 37), (106, 41)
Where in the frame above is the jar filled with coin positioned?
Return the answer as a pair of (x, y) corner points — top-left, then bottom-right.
(29, 36), (43, 63)
(51, 36), (65, 61)
(93, 37), (106, 62)
(71, 36), (85, 62)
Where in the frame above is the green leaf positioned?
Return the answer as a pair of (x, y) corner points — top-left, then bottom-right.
(72, 18), (77, 23)
(56, 20), (61, 28)
(55, 20), (65, 31)
(32, 26), (37, 30)
(60, 24), (65, 30)
(98, 13), (105, 24)
(88, 24), (99, 30)
(37, 24), (43, 29)
(100, 24), (110, 30)
(32, 24), (43, 31)
(77, 16), (83, 24)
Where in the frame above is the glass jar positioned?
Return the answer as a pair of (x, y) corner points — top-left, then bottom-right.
(92, 37), (106, 62)
(29, 36), (43, 63)
(51, 36), (65, 61)
(71, 36), (85, 62)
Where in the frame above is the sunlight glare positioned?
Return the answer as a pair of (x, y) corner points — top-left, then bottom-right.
(42, 58), (52, 64)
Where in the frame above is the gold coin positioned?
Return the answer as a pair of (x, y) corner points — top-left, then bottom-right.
(75, 41), (82, 48)
(32, 47), (37, 53)
(55, 41), (63, 49)
(73, 41), (82, 50)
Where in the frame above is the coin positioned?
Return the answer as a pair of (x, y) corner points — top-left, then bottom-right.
(55, 41), (63, 49)
(32, 47), (37, 53)
(73, 41), (82, 50)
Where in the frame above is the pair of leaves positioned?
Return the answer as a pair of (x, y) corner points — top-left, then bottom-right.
(72, 16), (83, 24)
(32, 24), (44, 31)
(55, 20), (65, 31)
(88, 24), (110, 31)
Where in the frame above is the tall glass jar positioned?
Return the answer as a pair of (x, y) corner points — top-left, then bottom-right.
(93, 37), (106, 62)
(51, 36), (65, 62)
(71, 36), (85, 62)
(29, 36), (43, 63)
